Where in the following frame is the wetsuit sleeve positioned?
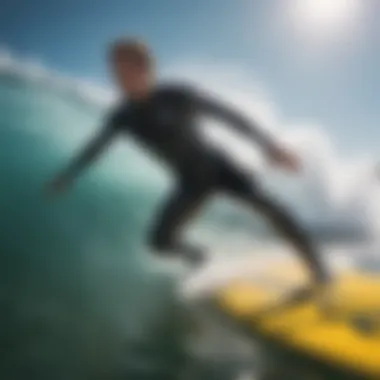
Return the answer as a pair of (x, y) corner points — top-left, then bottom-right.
(191, 88), (277, 152)
(57, 116), (119, 181)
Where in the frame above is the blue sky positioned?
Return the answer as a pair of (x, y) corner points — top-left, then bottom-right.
(1, 0), (379, 153)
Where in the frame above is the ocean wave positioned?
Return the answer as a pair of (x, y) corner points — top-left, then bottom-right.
(0, 48), (115, 108)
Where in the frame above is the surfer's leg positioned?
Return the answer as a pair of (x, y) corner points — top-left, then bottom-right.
(248, 191), (329, 283)
(148, 181), (211, 265)
(220, 165), (330, 284)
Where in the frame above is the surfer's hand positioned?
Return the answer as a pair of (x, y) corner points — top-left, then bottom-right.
(267, 145), (301, 173)
(45, 176), (70, 197)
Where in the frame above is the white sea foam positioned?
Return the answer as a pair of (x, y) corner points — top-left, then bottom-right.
(0, 47), (116, 107)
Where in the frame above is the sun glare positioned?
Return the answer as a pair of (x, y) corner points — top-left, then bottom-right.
(288, 0), (363, 41)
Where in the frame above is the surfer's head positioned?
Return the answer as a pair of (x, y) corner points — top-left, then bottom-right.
(109, 37), (155, 99)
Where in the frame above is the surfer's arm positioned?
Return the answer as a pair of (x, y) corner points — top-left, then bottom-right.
(54, 125), (116, 183)
(192, 89), (277, 153)
(190, 88), (300, 171)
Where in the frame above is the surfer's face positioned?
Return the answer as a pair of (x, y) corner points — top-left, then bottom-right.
(112, 57), (153, 98)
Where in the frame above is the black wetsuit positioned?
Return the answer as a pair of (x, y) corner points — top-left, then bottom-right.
(60, 83), (328, 282)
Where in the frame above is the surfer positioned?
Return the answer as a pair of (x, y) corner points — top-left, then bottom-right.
(46, 38), (330, 287)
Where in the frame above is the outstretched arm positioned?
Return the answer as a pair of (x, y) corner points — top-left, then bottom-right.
(192, 89), (300, 171)
(46, 125), (116, 195)
(193, 89), (276, 152)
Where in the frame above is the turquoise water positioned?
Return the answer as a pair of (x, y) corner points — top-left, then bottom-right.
(0, 75), (190, 379)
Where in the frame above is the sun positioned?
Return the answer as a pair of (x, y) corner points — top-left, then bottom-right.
(288, 0), (363, 41)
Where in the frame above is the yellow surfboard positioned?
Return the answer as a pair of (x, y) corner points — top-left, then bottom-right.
(215, 262), (380, 378)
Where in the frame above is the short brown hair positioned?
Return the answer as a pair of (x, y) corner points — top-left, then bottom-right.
(109, 37), (153, 68)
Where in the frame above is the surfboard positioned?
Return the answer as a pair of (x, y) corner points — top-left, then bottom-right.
(213, 262), (380, 379)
